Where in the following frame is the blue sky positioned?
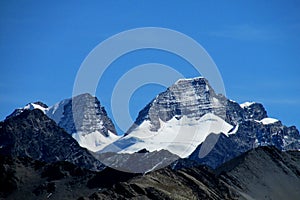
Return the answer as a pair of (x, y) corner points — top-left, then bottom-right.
(1, 1), (300, 133)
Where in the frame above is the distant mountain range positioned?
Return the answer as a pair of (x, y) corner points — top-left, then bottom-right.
(6, 77), (300, 170)
(1, 76), (300, 199)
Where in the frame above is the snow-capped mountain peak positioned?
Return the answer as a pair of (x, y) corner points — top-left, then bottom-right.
(101, 77), (231, 157)
(4, 77), (300, 169)
(128, 76), (227, 133)
(24, 102), (48, 112)
(6, 93), (119, 152)
(47, 93), (119, 152)
(6, 102), (48, 119)
(102, 77), (300, 163)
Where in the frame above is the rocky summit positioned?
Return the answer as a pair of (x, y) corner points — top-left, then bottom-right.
(49, 93), (116, 137)
(128, 77), (227, 132)
(47, 93), (119, 152)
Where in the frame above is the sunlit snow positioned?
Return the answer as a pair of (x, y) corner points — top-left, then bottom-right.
(72, 130), (120, 152)
(23, 103), (48, 113)
(116, 113), (233, 158)
(259, 117), (279, 125)
(240, 102), (255, 108)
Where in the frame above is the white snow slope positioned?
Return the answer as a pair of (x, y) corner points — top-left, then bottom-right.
(103, 113), (233, 158)
(72, 130), (120, 152)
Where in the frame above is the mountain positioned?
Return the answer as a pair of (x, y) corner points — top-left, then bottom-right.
(217, 146), (300, 200)
(6, 101), (49, 119)
(83, 146), (300, 200)
(47, 93), (119, 152)
(4, 77), (300, 171)
(0, 109), (104, 171)
(101, 77), (300, 169)
(1, 112), (299, 199)
(6, 93), (119, 152)
(101, 77), (233, 157)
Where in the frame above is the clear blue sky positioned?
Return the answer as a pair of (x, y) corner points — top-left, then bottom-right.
(1, 1), (300, 133)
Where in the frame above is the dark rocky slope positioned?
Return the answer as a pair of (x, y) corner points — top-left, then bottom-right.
(0, 109), (104, 171)
(0, 155), (136, 200)
(217, 146), (300, 200)
(85, 146), (300, 200)
(1, 146), (299, 200)
(0, 155), (96, 199)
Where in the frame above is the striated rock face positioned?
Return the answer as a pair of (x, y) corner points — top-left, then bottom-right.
(127, 77), (272, 134)
(52, 93), (119, 152)
(52, 93), (116, 137)
(128, 77), (269, 134)
(102, 77), (234, 160)
(128, 77), (227, 132)
(0, 109), (104, 171)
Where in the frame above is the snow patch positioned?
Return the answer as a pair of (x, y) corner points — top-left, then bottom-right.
(240, 102), (255, 108)
(259, 118), (279, 125)
(23, 103), (48, 114)
(175, 76), (204, 84)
